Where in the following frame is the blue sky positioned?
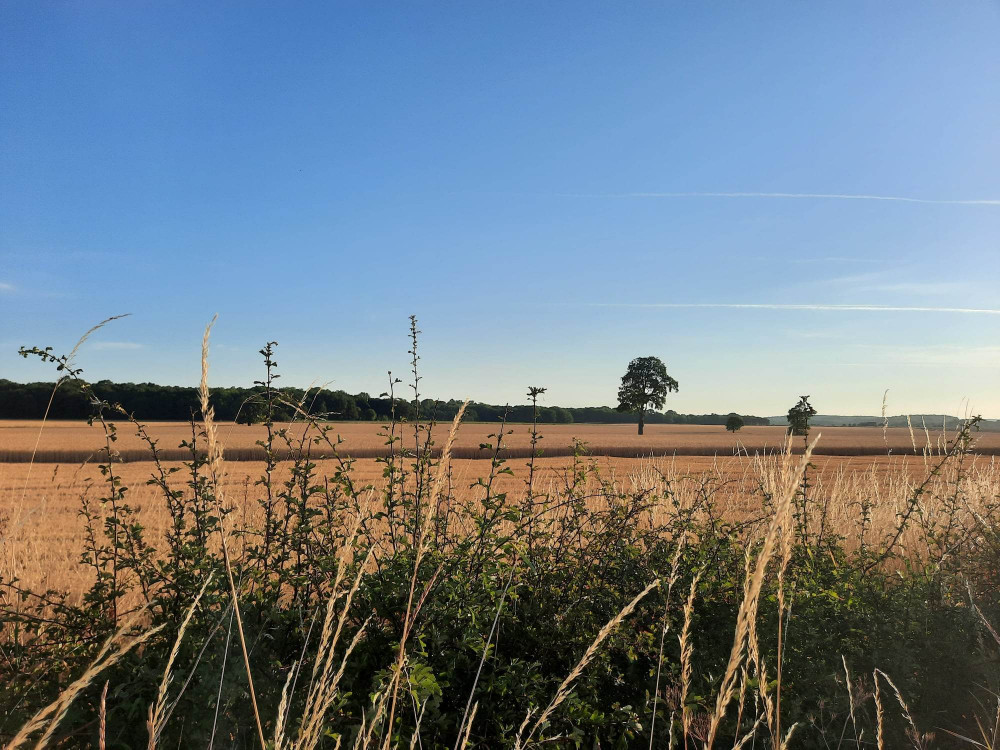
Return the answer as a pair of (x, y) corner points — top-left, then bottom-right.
(2, 1), (999, 417)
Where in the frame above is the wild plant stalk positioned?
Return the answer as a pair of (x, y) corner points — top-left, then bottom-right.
(773, 482), (796, 750)
(874, 669), (927, 749)
(745, 550), (775, 733)
(524, 386), (547, 510)
(874, 670), (886, 750)
(6, 606), (163, 750)
(199, 317), (267, 750)
(649, 537), (687, 750)
(703, 441), (816, 749)
(458, 703), (478, 750)
(679, 572), (701, 746)
(453, 556), (519, 750)
(382, 402), (468, 750)
(282, 515), (374, 750)
(881, 389), (890, 453)
(145, 574), (213, 749)
(208, 607), (235, 750)
(15, 315), (129, 511)
(98, 682), (108, 750)
(515, 578), (660, 749)
(837, 656), (860, 748)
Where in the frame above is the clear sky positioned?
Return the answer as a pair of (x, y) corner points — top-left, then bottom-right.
(2, 2), (999, 417)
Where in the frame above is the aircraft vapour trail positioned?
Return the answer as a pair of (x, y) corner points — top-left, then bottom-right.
(589, 303), (1000, 315)
(559, 192), (1000, 205)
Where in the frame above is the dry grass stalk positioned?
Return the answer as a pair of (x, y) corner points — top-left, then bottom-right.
(678, 571), (701, 744)
(458, 702), (478, 749)
(703, 441), (816, 749)
(649, 536), (687, 749)
(199, 317), (267, 750)
(733, 665), (749, 741)
(286, 542), (376, 750)
(273, 661), (298, 749)
(773, 481), (796, 749)
(841, 655), (859, 745)
(5, 606), (163, 750)
(743, 544), (774, 731)
(968, 586), (1000, 648)
(875, 669), (931, 749)
(779, 722), (800, 749)
(146, 573), (214, 749)
(745, 559), (775, 736)
(515, 577), (660, 749)
(15, 315), (128, 513)
(99, 681), (108, 750)
(874, 670), (885, 750)
(731, 715), (765, 750)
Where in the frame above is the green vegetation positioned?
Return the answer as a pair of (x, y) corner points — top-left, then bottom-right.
(615, 356), (680, 435)
(725, 414), (744, 433)
(0, 378), (769, 426)
(786, 395), (817, 438)
(3, 323), (998, 749)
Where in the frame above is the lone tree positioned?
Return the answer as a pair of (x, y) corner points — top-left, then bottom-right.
(616, 356), (678, 435)
(236, 399), (263, 425)
(726, 414), (744, 433)
(787, 395), (817, 438)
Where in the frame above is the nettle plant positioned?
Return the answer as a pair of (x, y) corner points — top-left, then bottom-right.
(1, 315), (999, 749)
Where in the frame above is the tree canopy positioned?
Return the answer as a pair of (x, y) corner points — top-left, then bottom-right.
(616, 356), (679, 435)
(0, 378), (769, 426)
(787, 395), (817, 437)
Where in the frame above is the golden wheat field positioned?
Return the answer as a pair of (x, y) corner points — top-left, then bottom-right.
(3, 419), (996, 462)
(2, 446), (991, 599)
(2, 416), (995, 600)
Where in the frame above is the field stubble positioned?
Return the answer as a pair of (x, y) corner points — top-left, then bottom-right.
(3, 420), (998, 462)
(2, 449), (992, 600)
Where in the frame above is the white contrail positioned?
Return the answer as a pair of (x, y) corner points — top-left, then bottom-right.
(560, 191), (1000, 206)
(589, 303), (1000, 315)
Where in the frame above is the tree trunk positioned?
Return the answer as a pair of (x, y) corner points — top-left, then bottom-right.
(638, 409), (644, 436)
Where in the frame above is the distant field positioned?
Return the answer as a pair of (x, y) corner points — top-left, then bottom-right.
(1, 418), (997, 461)
(0, 451), (959, 598)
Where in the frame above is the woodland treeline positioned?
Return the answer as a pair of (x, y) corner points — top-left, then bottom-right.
(0, 379), (770, 425)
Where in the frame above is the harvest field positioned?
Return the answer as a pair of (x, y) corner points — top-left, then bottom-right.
(3, 419), (998, 462)
(0, 451), (982, 597)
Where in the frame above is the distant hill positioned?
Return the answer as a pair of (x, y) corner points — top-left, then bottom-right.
(767, 414), (1000, 431)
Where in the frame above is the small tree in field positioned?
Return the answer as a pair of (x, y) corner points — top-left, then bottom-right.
(616, 356), (678, 435)
(236, 399), (263, 425)
(726, 414), (744, 433)
(787, 395), (817, 438)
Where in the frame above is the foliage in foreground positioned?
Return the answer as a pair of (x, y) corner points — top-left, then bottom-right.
(2, 321), (999, 749)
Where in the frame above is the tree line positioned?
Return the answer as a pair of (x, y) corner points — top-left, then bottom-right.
(0, 379), (769, 426)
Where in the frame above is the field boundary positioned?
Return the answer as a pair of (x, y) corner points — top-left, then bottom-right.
(3, 444), (998, 463)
